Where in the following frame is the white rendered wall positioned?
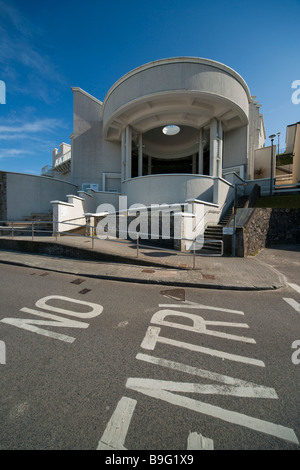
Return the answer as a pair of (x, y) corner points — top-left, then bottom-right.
(122, 174), (215, 207)
(71, 88), (121, 190)
(6, 172), (77, 221)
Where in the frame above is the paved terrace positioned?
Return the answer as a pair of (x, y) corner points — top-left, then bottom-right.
(0, 234), (286, 290)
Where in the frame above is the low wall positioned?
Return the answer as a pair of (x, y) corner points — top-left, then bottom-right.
(1, 171), (78, 221)
(122, 174), (215, 207)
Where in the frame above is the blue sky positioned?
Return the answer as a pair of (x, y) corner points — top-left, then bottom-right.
(0, 0), (299, 175)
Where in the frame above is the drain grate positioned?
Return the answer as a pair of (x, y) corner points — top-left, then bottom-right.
(79, 288), (91, 295)
(71, 278), (85, 285)
(142, 269), (155, 274)
(203, 274), (215, 280)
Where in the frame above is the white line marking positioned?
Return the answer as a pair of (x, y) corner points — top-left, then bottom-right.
(187, 431), (214, 450)
(141, 326), (265, 367)
(288, 283), (300, 295)
(97, 397), (137, 450)
(151, 309), (255, 344)
(0, 340), (6, 364)
(159, 303), (245, 315)
(136, 353), (278, 398)
(0, 308), (90, 343)
(126, 378), (299, 444)
(283, 298), (300, 313)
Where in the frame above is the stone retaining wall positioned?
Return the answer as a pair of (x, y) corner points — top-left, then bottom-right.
(242, 208), (300, 256)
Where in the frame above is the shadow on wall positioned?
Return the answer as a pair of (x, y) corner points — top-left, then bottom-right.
(236, 207), (300, 257)
(266, 209), (300, 246)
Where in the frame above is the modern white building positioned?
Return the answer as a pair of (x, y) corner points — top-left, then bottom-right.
(50, 57), (266, 246)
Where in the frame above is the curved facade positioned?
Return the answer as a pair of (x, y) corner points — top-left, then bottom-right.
(55, 57), (265, 210)
(103, 57), (250, 140)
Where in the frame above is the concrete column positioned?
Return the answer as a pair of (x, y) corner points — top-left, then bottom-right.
(125, 126), (132, 180)
(121, 130), (126, 182)
(217, 121), (223, 178)
(198, 128), (204, 174)
(210, 119), (218, 177)
(138, 133), (143, 177)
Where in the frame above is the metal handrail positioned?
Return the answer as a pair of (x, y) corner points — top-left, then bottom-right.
(0, 219), (224, 268)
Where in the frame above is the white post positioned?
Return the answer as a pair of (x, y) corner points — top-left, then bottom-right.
(125, 126), (132, 180)
(217, 121), (223, 178)
(198, 128), (204, 174)
(138, 133), (143, 177)
(121, 130), (126, 182)
(210, 119), (218, 177)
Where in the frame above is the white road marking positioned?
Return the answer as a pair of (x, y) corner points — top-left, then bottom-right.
(0, 308), (87, 343)
(1, 295), (104, 343)
(187, 431), (214, 450)
(97, 397), (137, 450)
(141, 326), (265, 367)
(126, 377), (299, 444)
(136, 353), (278, 398)
(288, 283), (300, 295)
(159, 302), (245, 315)
(283, 298), (300, 313)
(0, 340), (6, 364)
(35, 295), (103, 318)
(151, 309), (255, 344)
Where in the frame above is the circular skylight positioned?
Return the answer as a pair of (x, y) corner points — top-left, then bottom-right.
(162, 125), (180, 136)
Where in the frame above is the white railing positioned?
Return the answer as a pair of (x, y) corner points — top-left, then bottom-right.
(0, 219), (223, 268)
(54, 151), (71, 168)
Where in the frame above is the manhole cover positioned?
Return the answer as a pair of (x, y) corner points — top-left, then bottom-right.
(160, 288), (186, 301)
(142, 269), (155, 273)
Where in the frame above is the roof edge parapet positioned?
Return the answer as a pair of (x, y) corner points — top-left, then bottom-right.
(71, 87), (103, 105)
(103, 57), (252, 105)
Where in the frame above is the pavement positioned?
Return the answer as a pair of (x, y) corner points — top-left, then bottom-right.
(0, 234), (290, 290)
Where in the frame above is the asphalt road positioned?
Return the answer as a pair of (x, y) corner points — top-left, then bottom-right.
(0, 260), (299, 452)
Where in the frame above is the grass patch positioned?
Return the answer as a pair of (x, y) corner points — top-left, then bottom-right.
(276, 155), (293, 165)
(254, 194), (300, 208)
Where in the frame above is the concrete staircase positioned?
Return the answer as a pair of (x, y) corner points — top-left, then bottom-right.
(201, 224), (224, 255)
(1, 212), (54, 236)
(201, 196), (249, 255)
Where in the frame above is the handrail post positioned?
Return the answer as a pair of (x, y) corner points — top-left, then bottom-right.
(32, 221), (34, 240)
(92, 226), (95, 249)
(137, 235), (139, 258)
(11, 221), (14, 239)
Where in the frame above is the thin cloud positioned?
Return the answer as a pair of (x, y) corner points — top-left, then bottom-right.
(0, 118), (65, 134)
(0, 148), (33, 159)
(0, 1), (66, 103)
